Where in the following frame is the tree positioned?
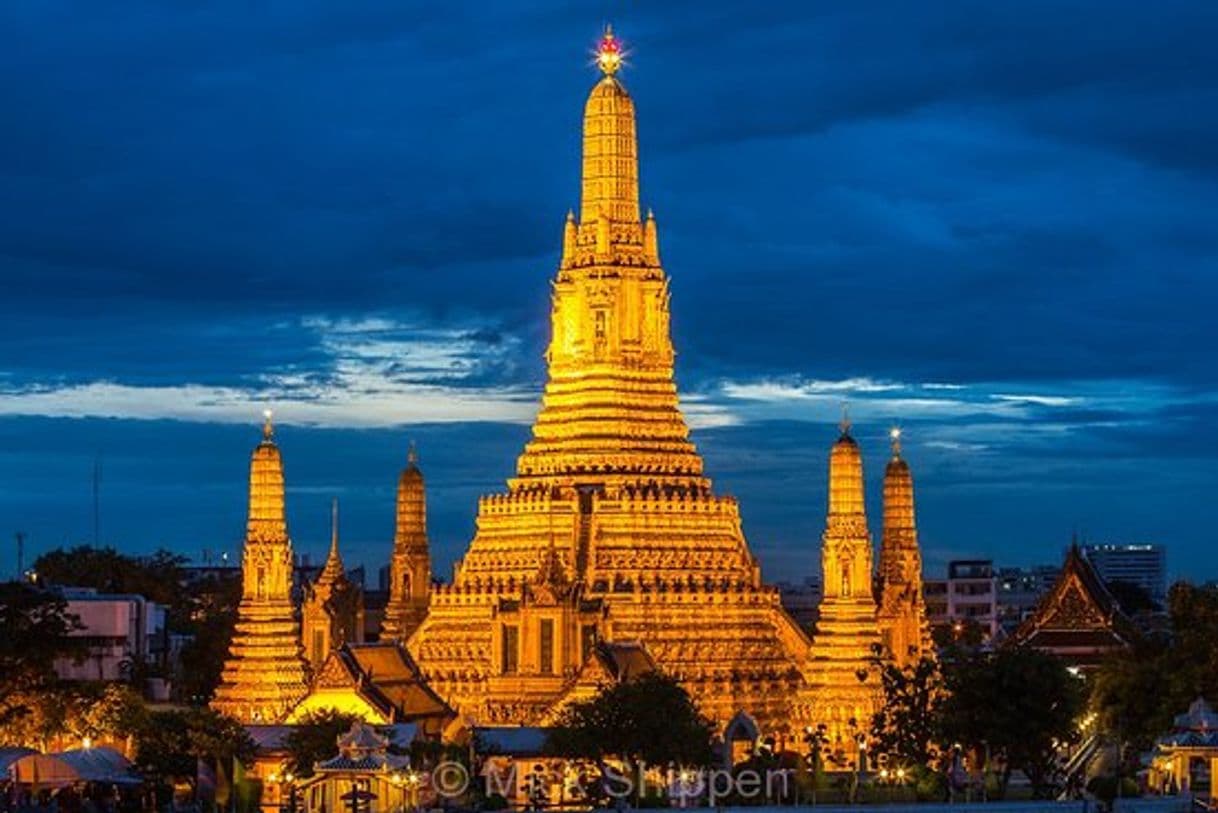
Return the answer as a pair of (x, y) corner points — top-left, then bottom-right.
(870, 655), (944, 769)
(283, 709), (361, 778)
(939, 646), (1084, 798)
(33, 546), (186, 617)
(0, 582), (83, 731)
(1090, 582), (1218, 749)
(546, 672), (715, 800)
(134, 708), (255, 787)
(1104, 580), (1159, 615)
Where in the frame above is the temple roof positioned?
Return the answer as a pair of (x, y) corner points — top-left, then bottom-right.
(1009, 544), (1134, 664)
(310, 642), (453, 724)
(595, 640), (655, 682)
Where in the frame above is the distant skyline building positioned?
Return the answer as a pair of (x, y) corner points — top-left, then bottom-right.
(1081, 543), (1167, 604)
(996, 564), (1062, 636)
(924, 559), (1000, 640)
(52, 587), (169, 695)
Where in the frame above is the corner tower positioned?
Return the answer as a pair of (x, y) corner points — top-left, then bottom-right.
(381, 444), (431, 642)
(407, 28), (812, 730)
(212, 414), (310, 723)
(301, 499), (365, 671)
(807, 418), (883, 762)
(876, 429), (932, 668)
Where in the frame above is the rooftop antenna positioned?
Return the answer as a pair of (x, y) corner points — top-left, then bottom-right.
(92, 453), (102, 547)
(15, 531), (25, 580)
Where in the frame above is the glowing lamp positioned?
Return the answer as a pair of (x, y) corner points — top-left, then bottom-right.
(595, 26), (624, 76)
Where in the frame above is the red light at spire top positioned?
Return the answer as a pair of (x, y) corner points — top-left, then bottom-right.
(595, 24), (624, 76)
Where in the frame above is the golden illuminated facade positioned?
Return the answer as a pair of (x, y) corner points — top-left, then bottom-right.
(806, 421), (883, 757)
(213, 415), (310, 723)
(406, 29), (812, 729)
(875, 430), (932, 669)
(380, 445), (431, 642)
(301, 500), (365, 672)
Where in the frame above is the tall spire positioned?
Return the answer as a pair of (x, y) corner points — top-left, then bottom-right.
(395, 444), (426, 546)
(877, 426), (931, 668)
(247, 411), (287, 544)
(319, 497), (345, 584)
(882, 429), (916, 543)
(580, 25), (639, 224)
(382, 441), (431, 642)
(213, 413), (309, 724)
(827, 423), (865, 520)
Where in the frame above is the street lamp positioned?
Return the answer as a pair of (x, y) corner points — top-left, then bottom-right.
(270, 771), (298, 813)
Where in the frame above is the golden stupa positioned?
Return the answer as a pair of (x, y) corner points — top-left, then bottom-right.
(405, 28), (813, 729)
(876, 429), (933, 669)
(212, 413), (311, 723)
(380, 444), (432, 642)
(805, 418), (884, 758)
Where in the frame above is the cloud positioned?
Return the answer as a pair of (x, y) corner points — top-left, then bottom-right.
(0, 314), (540, 427)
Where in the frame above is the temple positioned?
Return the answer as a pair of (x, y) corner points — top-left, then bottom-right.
(405, 27), (812, 730)
(211, 28), (940, 757)
(805, 419), (884, 760)
(876, 429), (932, 669)
(1008, 543), (1134, 669)
(301, 500), (365, 672)
(212, 413), (311, 723)
(380, 445), (431, 642)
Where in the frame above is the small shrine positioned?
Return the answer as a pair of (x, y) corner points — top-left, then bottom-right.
(297, 722), (419, 813)
(1150, 697), (1218, 797)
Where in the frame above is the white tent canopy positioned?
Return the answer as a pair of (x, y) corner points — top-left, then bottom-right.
(11, 747), (141, 787)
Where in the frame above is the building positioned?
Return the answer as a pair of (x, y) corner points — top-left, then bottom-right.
(875, 429), (933, 668)
(995, 564), (1060, 636)
(1007, 544), (1134, 670)
(287, 642), (453, 736)
(806, 421), (884, 763)
(295, 722), (418, 813)
(404, 28), (813, 734)
(52, 587), (168, 687)
(208, 28), (940, 763)
(924, 560), (999, 640)
(380, 445), (432, 642)
(1081, 543), (1166, 604)
(1149, 697), (1218, 796)
(212, 414), (311, 723)
(300, 501), (365, 672)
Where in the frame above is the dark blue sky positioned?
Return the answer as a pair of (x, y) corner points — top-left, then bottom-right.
(1, 2), (1216, 584)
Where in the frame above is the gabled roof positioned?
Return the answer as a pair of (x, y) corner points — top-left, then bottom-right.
(310, 642), (453, 723)
(346, 642), (452, 721)
(1009, 545), (1134, 663)
(595, 640), (655, 681)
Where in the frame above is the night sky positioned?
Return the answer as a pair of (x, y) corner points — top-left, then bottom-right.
(2, 2), (1215, 584)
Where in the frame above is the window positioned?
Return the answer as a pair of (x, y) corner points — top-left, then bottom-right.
(581, 624), (598, 664)
(501, 624), (519, 674)
(539, 619), (555, 675)
(256, 567), (267, 599)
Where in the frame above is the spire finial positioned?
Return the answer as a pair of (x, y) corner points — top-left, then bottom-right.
(330, 497), (339, 552)
(595, 24), (624, 76)
(839, 404), (852, 437)
(407, 440), (418, 466)
(262, 409), (274, 441)
(890, 426), (902, 457)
